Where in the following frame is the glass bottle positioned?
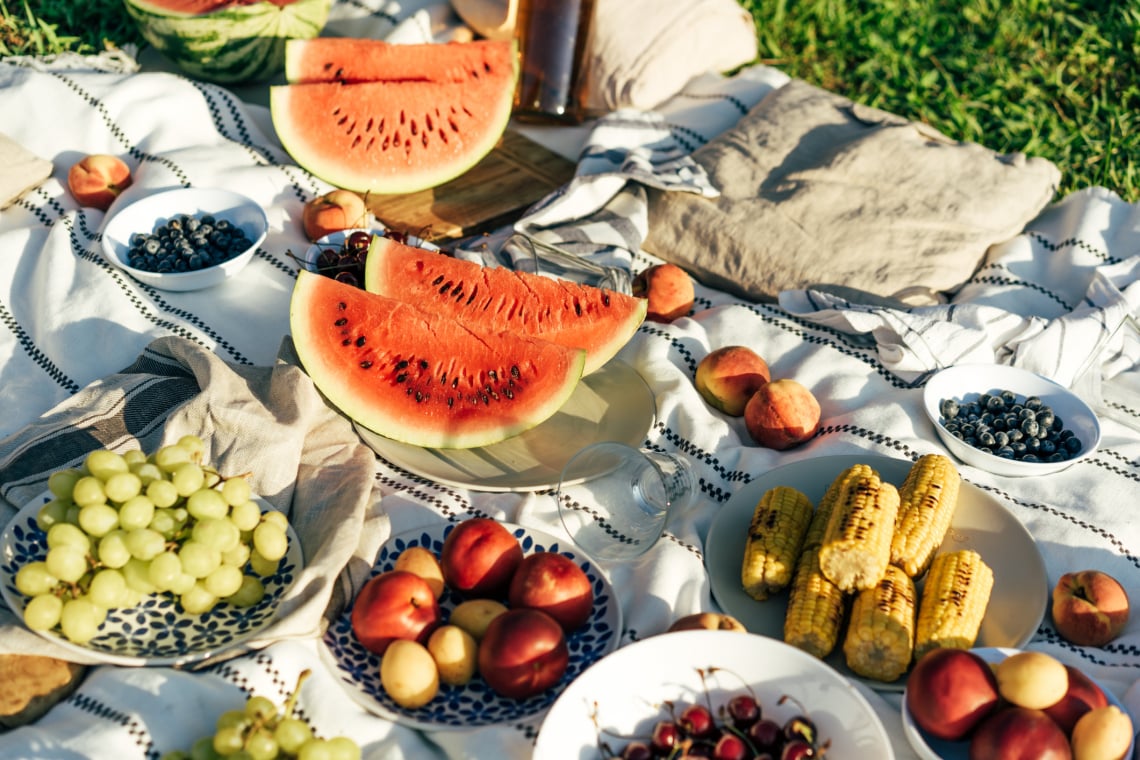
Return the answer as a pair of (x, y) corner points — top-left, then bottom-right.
(512, 0), (597, 124)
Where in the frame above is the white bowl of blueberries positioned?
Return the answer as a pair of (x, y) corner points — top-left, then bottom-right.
(101, 187), (268, 291)
(922, 363), (1102, 477)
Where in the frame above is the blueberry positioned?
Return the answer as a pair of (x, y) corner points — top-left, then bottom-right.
(1021, 419), (1040, 437)
(1064, 437), (1083, 454)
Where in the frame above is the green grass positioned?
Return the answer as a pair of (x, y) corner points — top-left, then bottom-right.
(2, 0), (1136, 201)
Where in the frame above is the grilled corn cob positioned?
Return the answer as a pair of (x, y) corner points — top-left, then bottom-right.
(914, 549), (994, 660)
(803, 463), (877, 551)
(890, 454), (962, 577)
(843, 564), (916, 682)
(818, 472), (900, 592)
(784, 544), (848, 659)
(741, 486), (814, 601)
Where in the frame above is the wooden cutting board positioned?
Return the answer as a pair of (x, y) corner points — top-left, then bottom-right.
(366, 129), (576, 243)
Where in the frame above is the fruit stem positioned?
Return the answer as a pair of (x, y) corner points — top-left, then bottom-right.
(282, 669), (312, 719)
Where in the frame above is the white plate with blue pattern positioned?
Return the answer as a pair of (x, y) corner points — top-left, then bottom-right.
(0, 492), (302, 668)
(319, 522), (622, 731)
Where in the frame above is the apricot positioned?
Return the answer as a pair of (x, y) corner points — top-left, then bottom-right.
(67, 154), (132, 211)
(992, 651), (1069, 711)
(1052, 569), (1130, 648)
(426, 624), (478, 686)
(743, 378), (821, 450)
(393, 546), (446, 599)
(695, 346), (771, 416)
(302, 188), (369, 241)
(448, 598), (509, 641)
(379, 639), (439, 708)
(632, 263), (695, 323)
(1070, 705), (1133, 760)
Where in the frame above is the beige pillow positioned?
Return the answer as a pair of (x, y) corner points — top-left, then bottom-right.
(643, 79), (1062, 302)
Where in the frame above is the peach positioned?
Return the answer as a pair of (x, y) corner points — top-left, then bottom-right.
(743, 378), (821, 450)
(1052, 570), (1130, 648)
(67, 154), (132, 211)
(631, 263), (695, 323)
(666, 612), (747, 634)
(695, 346), (771, 416)
(302, 188), (369, 241)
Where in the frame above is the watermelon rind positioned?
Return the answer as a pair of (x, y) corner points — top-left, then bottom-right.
(269, 40), (518, 195)
(363, 236), (648, 375)
(290, 270), (586, 449)
(123, 0), (332, 84)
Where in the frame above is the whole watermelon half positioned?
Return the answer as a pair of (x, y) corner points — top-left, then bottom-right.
(123, 0), (332, 85)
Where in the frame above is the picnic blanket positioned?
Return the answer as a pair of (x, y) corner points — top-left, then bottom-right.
(1, 8), (1140, 760)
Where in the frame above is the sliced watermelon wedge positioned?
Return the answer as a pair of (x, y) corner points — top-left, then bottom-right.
(363, 236), (647, 375)
(290, 270), (586, 449)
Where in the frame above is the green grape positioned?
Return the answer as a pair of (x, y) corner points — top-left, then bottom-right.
(296, 739), (335, 760)
(121, 586), (146, 608)
(225, 575), (265, 608)
(124, 528), (166, 561)
(248, 550), (279, 578)
(96, 530), (132, 569)
(149, 508), (179, 538)
(77, 503), (120, 538)
(84, 449), (129, 480)
(45, 545), (88, 583)
(48, 468), (83, 499)
(71, 476), (107, 509)
(64, 503), (82, 526)
(171, 463), (206, 497)
(252, 522), (288, 563)
(23, 593), (64, 631)
(215, 709), (251, 731)
(104, 471), (143, 503)
(324, 737), (361, 760)
(119, 495), (157, 531)
(169, 572), (197, 596)
(131, 461), (165, 485)
(47, 522), (90, 551)
(243, 729), (278, 760)
(189, 735), (222, 760)
(186, 488), (228, 521)
(204, 564), (244, 598)
(193, 517), (241, 553)
(203, 470), (222, 489)
(122, 449), (148, 467)
(122, 557), (158, 595)
(179, 540), (222, 579)
(228, 500), (262, 533)
(147, 478), (180, 509)
(211, 725), (245, 756)
(154, 444), (193, 473)
(87, 568), (128, 609)
(220, 542), (250, 569)
(36, 498), (71, 531)
(177, 434), (207, 461)
(148, 551), (183, 591)
(273, 717), (312, 755)
(244, 695), (278, 722)
(180, 582), (218, 615)
(15, 561), (58, 597)
(59, 597), (104, 644)
(220, 478), (252, 508)
(260, 511), (289, 532)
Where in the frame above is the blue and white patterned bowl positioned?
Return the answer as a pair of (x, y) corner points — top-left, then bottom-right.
(320, 522), (622, 731)
(0, 492), (301, 667)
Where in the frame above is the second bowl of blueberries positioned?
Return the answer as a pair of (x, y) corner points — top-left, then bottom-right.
(101, 187), (267, 291)
(922, 363), (1101, 477)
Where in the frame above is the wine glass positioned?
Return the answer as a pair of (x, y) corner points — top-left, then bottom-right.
(555, 442), (695, 561)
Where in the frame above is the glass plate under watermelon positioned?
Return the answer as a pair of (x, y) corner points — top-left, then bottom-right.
(319, 522), (622, 731)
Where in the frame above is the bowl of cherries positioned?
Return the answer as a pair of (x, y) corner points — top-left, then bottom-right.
(299, 228), (440, 288)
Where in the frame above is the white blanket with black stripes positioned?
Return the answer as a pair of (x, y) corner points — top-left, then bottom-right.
(2, 33), (1140, 760)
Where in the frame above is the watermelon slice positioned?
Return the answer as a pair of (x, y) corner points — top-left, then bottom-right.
(362, 236), (648, 375)
(290, 270), (586, 449)
(284, 37), (515, 85)
(270, 39), (518, 195)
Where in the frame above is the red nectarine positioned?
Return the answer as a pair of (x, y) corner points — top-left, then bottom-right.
(905, 647), (1002, 741)
(507, 551), (594, 631)
(1042, 664), (1108, 735)
(439, 517), (524, 599)
(968, 706), (1073, 760)
(350, 570), (442, 655)
(478, 607), (569, 699)
(67, 154), (132, 211)
(1052, 569), (1130, 648)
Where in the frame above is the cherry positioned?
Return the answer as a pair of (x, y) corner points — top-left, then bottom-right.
(650, 720), (679, 754)
(783, 715), (817, 746)
(619, 741), (654, 760)
(747, 718), (783, 752)
(678, 704), (716, 739)
(346, 230), (372, 251)
(780, 739), (815, 760)
(712, 733), (749, 760)
(726, 694), (761, 728)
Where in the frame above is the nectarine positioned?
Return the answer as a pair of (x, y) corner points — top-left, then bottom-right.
(906, 647), (1002, 741)
(439, 517), (523, 599)
(1052, 570), (1130, 648)
(478, 608), (569, 699)
(67, 154), (131, 211)
(1043, 664), (1109, 735)
(695, 346), (771, 417)
(507, 551), (594, 631)
(350, 570), (442, 655)
(631, 263), (695, 323)
(302, 188), (369, 241)
(743, 378), (821, 450)
(968, 706), (1073, 760)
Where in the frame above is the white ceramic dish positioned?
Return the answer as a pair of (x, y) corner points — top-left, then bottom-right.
(101, 187), (267, 291)
(533, 629), (895, 759)
(705, 454), (1048, 692)
(319, 522), (622, 731)
(922, 363), (1101, 477)
(901, 647), (1136, 760)
(354, 358), (656, 492)
(0, 492), (301, 667)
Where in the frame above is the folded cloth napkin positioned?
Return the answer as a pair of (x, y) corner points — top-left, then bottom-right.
(642, 78), (1063, 303)
(0, 132), (52, 210)
(0, 336), (384, 666)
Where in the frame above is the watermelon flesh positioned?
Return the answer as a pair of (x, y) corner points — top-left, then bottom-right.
(290, 270), (586, 449)
(363, 236), (647, 376)
(284, 38), (515, 85)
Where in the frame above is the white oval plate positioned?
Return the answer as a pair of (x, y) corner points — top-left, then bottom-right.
(534, 629), (895, 759)
(901, 647), (1135, 759)
(705, 454), (1048, 692)
(0, 492), (302, 667)
(319, 522), (622, 731)
(923, 363), (1101, 477)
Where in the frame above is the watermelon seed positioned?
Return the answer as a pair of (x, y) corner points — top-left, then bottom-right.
(332, 106), (341, 116)
(400, 110), (407, 125)
(351, 135), (362, 149)
(603, 293), (611, 306)
(394, 130), (402, 145)
(447, 398), (454, 407)
(488, 370), (498, 380)
(382, 136), (391, 150)
(360, 360), (372, 369)
(396, 360), (409, 369)
(504, 388), (514, 400)
(419, 359), (429, 369)
(378, 118), (385, 134)
(422, 132), (430, 148)
(448, 118), (459, 132)
(426, 114), (434, 131)
(366, 137), (375, 151)
(439, 371), (447, 384)
(341, 339), (351, 346)
(335, 318), (348, 326)
(574, 302), (582, 316)
(337, 115), (348, 126)
(484, 62), (492, 74)
(462, 106), (474, 118)
(432, 275), (444, 286)
(396, 373), (408, 383)
(355, 336), (366, 347)
(410, 120), (419, 136)
(439, 281), (451, 294)
(451, 378), (459, 389)
(511, 365), (521, 379)
(366, 117), (374, 132)
(481, 394), (490, 405)
(337, 301), (347, 310)
(415, 391), (424, 402)
(439, 129), (449, 145)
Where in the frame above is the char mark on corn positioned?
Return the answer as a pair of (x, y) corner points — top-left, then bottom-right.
(890, 453), (962, 578)
(818, 472), (900, 592)
(740, 485), (814, 601)
(914, 549), (994, 661)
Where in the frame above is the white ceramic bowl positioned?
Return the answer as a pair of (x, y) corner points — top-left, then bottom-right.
(101, 187), (267, 291)
(922, 363), (1101, 477)
(901, 647), (1135, 760)
(298, 228), (439, 275)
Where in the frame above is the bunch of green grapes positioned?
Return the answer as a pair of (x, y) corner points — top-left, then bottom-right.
(162, 670), (362, 760)
(14, 435), (291, 644)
